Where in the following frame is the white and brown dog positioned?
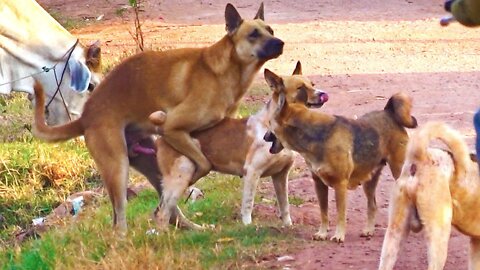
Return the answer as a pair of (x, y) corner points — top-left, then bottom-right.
(379, 122), (480, 270)
(148, 62), (328, 229)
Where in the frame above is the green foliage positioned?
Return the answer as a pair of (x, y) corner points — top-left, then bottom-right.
(0, 178), (293, 269)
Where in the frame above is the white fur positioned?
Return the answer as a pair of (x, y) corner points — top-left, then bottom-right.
(242, 106), (294, 225)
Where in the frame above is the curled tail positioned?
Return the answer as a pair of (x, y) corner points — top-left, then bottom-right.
(384, 92), (418, 128)
(407, 121), (470, 180)
(33, 81), (84, 142)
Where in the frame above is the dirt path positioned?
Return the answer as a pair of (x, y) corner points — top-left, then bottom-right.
(38, 0), (480, 269)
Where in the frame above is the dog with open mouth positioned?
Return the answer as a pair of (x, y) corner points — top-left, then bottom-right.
(263, 70), (417, 242)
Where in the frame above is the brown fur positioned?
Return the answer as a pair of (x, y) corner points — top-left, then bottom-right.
(32, 3), (283, 233)
(264, 69), (417, 242)
(379, 122), (480, 270)
(147, 62), (328, 229)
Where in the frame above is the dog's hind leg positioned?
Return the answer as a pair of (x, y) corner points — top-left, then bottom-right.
(313, 173), (329, 241)
(271, 163), (293, 226)
(378, 182), (412, 270)
(416, 182), (452, 270)
(127, 136), (198, 228)
(85, 128), (129, 234)
(154, 155), (195, 231)
(469, 238), (480, 270)
(361, 167), (382, 237)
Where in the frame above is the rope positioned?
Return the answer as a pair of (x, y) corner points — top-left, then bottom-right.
(0, 39), (80, 121)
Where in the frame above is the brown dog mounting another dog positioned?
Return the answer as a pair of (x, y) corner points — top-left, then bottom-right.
(32, 3), (283, 234)
(263, 69), (417, 242)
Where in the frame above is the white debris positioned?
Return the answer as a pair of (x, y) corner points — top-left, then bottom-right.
(186, 186), (204, 202)
(277, 255), (295, 262)
(32, 217), (45, 226)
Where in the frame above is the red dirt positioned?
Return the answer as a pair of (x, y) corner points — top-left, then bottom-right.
(38, 0), (480, 269)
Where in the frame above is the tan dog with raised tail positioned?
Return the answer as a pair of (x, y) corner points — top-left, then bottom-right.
(379, 122), (480, 270)
(32, 3), (283, 233)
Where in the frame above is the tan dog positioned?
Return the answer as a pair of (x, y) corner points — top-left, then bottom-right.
(263, 70), (417, 242)
(32, 3), (283, 233)
(379, 122), (480, 270)
(147, 62), (329, 230)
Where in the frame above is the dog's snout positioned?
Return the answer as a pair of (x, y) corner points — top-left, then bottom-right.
(258, 38), (284, 60)
(444, 0), (454, 12)
(270, 38), (284, 53)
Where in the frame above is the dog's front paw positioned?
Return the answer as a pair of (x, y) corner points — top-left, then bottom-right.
(282, 216), (293, 227)
(242, 215), (253, 225)
(330, 233), (345, 243)
(313, 231), (328, 241)
(360, 228), (374, 238)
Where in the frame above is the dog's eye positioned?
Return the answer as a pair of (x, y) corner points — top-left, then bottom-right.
(311, 82), (315, 87)
(249, 29), (261, 39)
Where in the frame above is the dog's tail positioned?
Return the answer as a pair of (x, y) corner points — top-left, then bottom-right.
(384, 92), (418, 129)
(32, 81), (84, 142)
(407, 121), (470, 180)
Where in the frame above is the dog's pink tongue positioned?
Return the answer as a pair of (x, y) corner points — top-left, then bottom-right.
(320, 93), (329, 103)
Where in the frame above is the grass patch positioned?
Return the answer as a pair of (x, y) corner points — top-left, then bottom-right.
(0, 176), (294, 269)
(48, 10), (90, 31)
(0, 93), (33, 143)
(0, 139), (100, 245)
(288, 195), (305, 206)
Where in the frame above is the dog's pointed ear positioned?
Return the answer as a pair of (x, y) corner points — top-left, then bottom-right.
(225, 3), (243, 35)
(274, 92), (286, 117)
(292, 61), (302, 75)
(295, 87), (308, 104)
(87, 40), (101, 59)
(254, 2), (265, 20)
(264, 69), (284, 93)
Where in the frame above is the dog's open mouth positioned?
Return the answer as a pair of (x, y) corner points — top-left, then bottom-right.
(264, 131), (284, 154)
(307, 92), (329, 108)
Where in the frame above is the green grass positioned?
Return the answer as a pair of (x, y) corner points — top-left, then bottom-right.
(48, 10), (90, 31)
(238, 83), (270, 118)
(0, 176), (293, 269)
(288, 195), (305, 206)
(0, 93), (33, 143)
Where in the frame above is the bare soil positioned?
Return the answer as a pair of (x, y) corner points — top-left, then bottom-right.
(38, 0), (480, 269)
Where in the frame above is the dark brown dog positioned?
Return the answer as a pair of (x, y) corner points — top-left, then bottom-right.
(32, 3), (283, 233)
(263, 69), (417, 242)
